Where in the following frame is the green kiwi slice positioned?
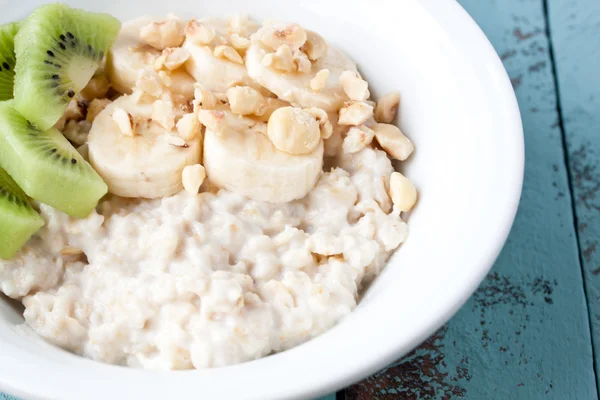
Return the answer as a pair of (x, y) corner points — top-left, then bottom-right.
(0, 22), (20, 101)
(0, 166), (44, 260)
(13, 3), (120, 130)
(0, 101), (107, 218)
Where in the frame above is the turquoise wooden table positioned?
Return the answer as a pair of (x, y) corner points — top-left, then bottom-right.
(2, 0), (599, 399)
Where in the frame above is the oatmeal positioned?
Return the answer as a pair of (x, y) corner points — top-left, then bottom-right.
(0, 13), (417, 370)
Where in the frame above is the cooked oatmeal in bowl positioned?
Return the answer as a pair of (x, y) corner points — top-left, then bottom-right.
(0, 5), (417, 370)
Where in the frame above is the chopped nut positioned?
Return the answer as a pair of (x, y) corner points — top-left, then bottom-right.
(293, 50), (311, 74)
(214, 45), (244, 64)
(86, 98), (112, 123)
(267, 106), (321, 155)
(342, 125), (375, 154)
(339, 70), (370, 101)
(255, 98), (290, 121)
(375, 92), (401, 123)
(139, 17), (185, 50)
(198, 109), (227, 134)
(227, 86), (266, 116)
(155, 47), (190, 71)
(310, 69), (330, 92)
(182, 164), (206, 195)
(193, 83), (218, 111)
(229, 14), (260, 37)
(152, 99), (176, 131)
(113, 107), (135, 136)
(305, 107), (332, 139)
(262, 45), (295, 72)
(158, 70), (173, 87)
(301, 30), (328, 61)
(259, 23), (307, 51)
(186, 19), (216, 46)
(230, 34), (251, 51)
(372, 123), (414, 161)
(389, 172), (417, 212)
(177, 113), (201, 140)
(167, 135), (188, 147)
(338, 101), (374, 126)
(136, 70), (163, 98)
(80, 75), (110, 101)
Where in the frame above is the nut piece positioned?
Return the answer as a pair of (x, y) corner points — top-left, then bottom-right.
(140, 18), (185, 50)
(136, 70), (163, 98)
(214, 45), (244, 64)
(293, 50), (312, 74)
(375, 92), (401, 123)
(177, 113), (201, 140)
(186, 19), (216, 46)
(339, 71), (370, 101)
(182, 164), (207, 195)
(230, 34), (251, 51)
(113, 107), (135, 136)
(155, 47), (190, 71)
(259, 23), (307, 51)
(152, 99), (176, 131)
(338, 101), (374, 126)
(267, 106), (321, 155)
(254, 98), (290, 122)
(343, 125), (375, 154)
(310, 69), (330, 92)
(373, 123), (414, 161)
(262, 45), (295, 72)
(80, 75), (110, 101)
(86, 98), (112, 123)
(229, 14), (260, 37)
(227, 86), (266, 116)
(301, 30), (328, 61)
(305, 107), (333, 139)
(198, 109), (228, 134)
(389, 172), (417, 212)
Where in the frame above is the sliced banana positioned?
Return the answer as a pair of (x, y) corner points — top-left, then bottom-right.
(202, 108), (324, 203)
(245, 38), (358, 112)
(88, 95), (201, 198)
(106, 17), (196, 99)
(183, 17), (260, 93)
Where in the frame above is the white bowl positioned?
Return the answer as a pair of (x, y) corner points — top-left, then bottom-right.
(0, 0), (524, 399)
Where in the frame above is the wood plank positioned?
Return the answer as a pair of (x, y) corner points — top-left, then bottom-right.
(342, 0), (598, 398)
(546, 0), (600, 391)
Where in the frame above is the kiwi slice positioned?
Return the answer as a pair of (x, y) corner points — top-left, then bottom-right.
(0, 101), (107, 218)
(0, 22), (20, 101)
(13, 3), (120, 130)
(0, 166), (44, 260)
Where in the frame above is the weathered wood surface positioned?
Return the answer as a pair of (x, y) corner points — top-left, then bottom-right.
(334, 0), (598, 398)
(546, 0), (600, 391)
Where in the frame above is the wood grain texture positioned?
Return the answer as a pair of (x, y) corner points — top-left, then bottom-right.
(546, 0), (600, 390)
(341, 0), (598, 398)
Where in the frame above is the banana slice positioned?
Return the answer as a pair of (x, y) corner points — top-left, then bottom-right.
(88, 95), (201, 198)
(245, 40), (358, 112)
(183, 17), (260, 93)
(202, 109), (324, 203)
(106, 16), (196, 99)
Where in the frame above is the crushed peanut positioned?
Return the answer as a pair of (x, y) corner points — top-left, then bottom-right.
(227, 86), (267, 116)
(86, 99), (112, 123)
(80, 75), (110, 101)
(340, 71), (370, 101)
(267, 106), (321, 155)
(342, 125), (375, 154)
(230, 34), (251, 51)
(113, 107), (135, 136)
(262, 45), (295, 72)
(193, 83), (218, 111)
(167, 135), (188, 147)
(389, 172), (417, 212)
(198, 109), (228, 134)
(229, 14), (260, 38)
(373, 123), (414, 161)
(254, 98), (291, 121)
(375, 92), (401, 123)
(176, 113), (202, 140)
(310, 69), (330, 92)
(152, 99), (176, 131)
(301, 30), (328, 61)
(338, 101), (374, 126)
(139, 17), (185, 50)
(158, 71), (173, 87)
(136, 70), (163, 98)
(214, 45), (244, 64)
(259, 23), (307, 51)
(293, 50), (312, 74)
(155, 47), (190, 71)
(305, 107), (333, 139)
(182, 164), (206, 195)
(185, 19), (216, 46)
